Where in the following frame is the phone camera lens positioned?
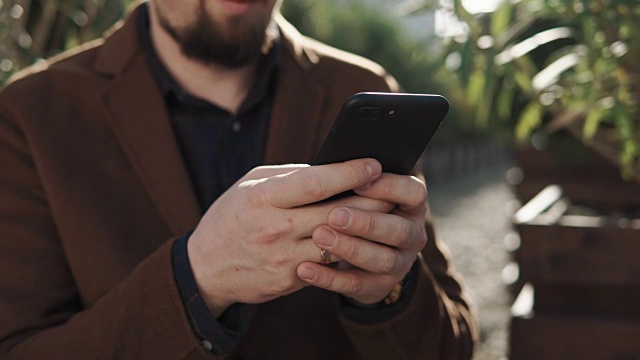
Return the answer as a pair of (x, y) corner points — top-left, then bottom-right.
(357, 107), (383, 119)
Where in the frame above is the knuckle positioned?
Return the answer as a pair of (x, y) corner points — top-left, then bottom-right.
(344, 276), (363, 295)
(347, 165), (365, 188)
(407, 196), (425, 210)
(378, 251), (397, 274)
(261, 231), (279, 245)
(260, 219), (291, 245)
(380, 177), (396, 197)
(249, 165), (268, 174)
(247, 184), (268, 208)
(408, 180), (428, 208)
(271, 276), (297, 295)
(364, 214), (379, 235)
(417, 181), (428, 201)
(246, 166), (276, 182)
(346, 238), (363, 260)
(311, 269), (335, 289)
(270, 249), (289, 266)
(417, 227), (428, 249)
(300, 175), (325, 199)
(395, 220), (413, 247)
(244, 167), (262, 179)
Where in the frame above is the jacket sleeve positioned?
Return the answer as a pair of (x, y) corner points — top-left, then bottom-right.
(0, 105), (215, 359)
(337, 206), (478, 359)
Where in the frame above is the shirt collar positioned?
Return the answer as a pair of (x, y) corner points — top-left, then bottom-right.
(136, 3), (281, 113)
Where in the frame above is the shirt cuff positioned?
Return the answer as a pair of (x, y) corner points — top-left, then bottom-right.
(171, 231), (250, 354)
(339, 260), (419, 324)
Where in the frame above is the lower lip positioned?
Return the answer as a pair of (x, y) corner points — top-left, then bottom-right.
(219, 0), (261, 14)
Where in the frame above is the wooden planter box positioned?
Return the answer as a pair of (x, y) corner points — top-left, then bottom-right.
(509, 185), (640, 359)
(512, 185), (640, 316)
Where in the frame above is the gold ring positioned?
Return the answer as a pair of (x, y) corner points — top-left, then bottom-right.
(319, 249), (331, 266)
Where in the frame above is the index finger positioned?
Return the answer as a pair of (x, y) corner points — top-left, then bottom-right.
(354, 173), (428, 213)
(264, 158), (382, 208)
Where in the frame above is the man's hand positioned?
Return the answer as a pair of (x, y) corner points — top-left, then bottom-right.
(187, 159), (392, 317)
(296, 173), (428, 305)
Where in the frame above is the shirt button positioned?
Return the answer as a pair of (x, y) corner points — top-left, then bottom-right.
(202, 340), (213, 351)
(232, 121), (241, 132)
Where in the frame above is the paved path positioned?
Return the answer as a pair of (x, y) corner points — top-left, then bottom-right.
(427, 164), (518, 360)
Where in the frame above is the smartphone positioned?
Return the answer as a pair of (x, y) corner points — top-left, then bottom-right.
(313, 92), (449, 175)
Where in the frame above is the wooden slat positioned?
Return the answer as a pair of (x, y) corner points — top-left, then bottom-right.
(513, 147), (640, 211)
(510, 314), (640, 360)
(534, 283), (640, 317)
(516, 222), (640, 285)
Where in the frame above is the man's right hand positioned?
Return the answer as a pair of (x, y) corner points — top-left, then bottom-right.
(187, 159), (390, 317)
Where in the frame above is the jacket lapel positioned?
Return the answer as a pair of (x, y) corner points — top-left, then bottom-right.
(265, 15), (326, 165)
(93, 8), (327, 236)
(97, 7), (200, 235)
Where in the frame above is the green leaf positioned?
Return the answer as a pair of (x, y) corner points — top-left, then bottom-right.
(496, 84), (514, 122)
(515, 101), (544, 141)
(476, 73), (497, 128)
(490, 3), (513, 37)
(467, 69), (486, 107)
(583, 109), (605, 139)
(612, 104), (638, 179)
(620, 138), (638, 180)
(514, 70), (533, 94)
(615, 105), (634, 140)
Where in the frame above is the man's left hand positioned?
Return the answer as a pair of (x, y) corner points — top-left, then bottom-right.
(296, 173), (428, 305)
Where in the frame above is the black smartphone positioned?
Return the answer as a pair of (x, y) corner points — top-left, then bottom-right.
(313, 92), (449, 175)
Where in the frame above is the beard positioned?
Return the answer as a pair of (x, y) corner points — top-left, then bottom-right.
(157, 1), (273, 68)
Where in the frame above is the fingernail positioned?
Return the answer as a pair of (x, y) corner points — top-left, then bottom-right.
(365, 161), (382, 177)
(315, 227), (337, 247)
(298, 267), (316, 281)
(330, 208), (351, 228)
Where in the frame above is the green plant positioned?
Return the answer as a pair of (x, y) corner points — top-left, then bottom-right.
(281, 0), (483, 143)
(427, 0), (639, 179)
(0, 0), (125, 84)
(282, 0), (436, 93)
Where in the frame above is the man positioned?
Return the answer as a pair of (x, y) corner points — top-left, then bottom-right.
(0, 0), (477, 358)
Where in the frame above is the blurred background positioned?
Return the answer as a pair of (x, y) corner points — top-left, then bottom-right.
(2, 0), (638, 359)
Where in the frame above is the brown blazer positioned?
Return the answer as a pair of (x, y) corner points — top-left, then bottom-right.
(0, 5), (476, 359)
